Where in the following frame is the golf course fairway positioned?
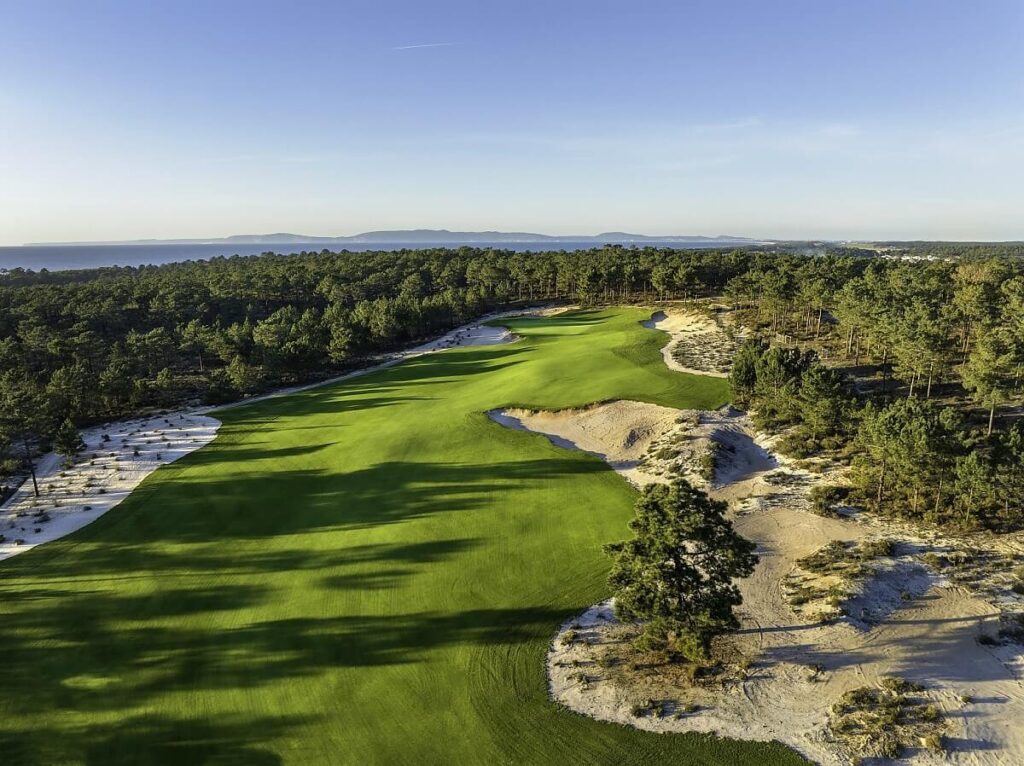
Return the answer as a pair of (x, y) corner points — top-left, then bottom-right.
(0, 308), (806, 765)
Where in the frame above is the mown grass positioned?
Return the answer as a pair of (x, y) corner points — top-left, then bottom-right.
(0, 308), (804, 765)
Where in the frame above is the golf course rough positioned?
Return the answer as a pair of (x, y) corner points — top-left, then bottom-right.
(0, 308), (807, 765)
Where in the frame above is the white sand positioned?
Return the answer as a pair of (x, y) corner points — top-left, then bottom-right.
(0, 306), (567, 561)
(0, 412), (219, 561)
(642, 308), (732, 378)
(490, 332), (1024, 763)
(488, 401), (686, 487)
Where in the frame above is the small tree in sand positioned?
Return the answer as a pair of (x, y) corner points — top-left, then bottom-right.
(0, 372), (48, 496)
(54, 418), (86, 465)
(605, 479), (757, 662)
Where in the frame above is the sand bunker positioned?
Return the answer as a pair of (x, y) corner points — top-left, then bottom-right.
(0, 412), (219, 561)
(488, 401), (688, 487)
(642, 308), (734, 377)
(413, 319), (516, 352)
(488, 401), (772, 492)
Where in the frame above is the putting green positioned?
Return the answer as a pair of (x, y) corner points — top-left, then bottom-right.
(0, 308), (805, 765)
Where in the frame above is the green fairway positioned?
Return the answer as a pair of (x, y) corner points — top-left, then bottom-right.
(0, 308), (804, 765)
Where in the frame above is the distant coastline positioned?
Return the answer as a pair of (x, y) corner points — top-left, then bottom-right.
(2, 231), (771, 273)
(1, 239), (766, 273)
(25, 229), (766, 247)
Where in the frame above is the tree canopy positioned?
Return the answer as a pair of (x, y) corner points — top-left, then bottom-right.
(605, 479), (757, 661)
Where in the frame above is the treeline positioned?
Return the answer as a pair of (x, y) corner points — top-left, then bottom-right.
(730, 341), (855, 455)
(726, 254), (1024, 530)
(0, 245), (784, 421)
(2, 243), (1024, 525)
(732, 340), (1024, 529)
(867, 242), (1024, 261)
(726, 257), (1024, 426)
(0, 245), (777, 483)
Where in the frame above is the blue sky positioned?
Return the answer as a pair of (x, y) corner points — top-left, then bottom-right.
(1, 0), (1023, 243)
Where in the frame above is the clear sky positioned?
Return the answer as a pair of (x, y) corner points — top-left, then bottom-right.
(2, 0), (1023, 244)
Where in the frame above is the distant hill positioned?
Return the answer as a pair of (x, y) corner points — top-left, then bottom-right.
(28, 230), (766, 247)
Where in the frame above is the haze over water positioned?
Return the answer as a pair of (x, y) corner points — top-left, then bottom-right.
(0, 241), (752, 273)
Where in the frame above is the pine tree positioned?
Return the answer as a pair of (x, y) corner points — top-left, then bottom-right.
(728, 338), (765, 407)
(605, 480), (757, 661)
(961, 328), (1016, 436)
(54, 418), (86, 464)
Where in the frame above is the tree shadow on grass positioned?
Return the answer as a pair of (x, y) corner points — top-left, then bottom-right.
(180, 441), (334, 467)
(0, 451), (596, 734)
(0, 536), (509, 720)
(220, 346), (530, 425)
(499, 309), (608, 330)
(1, 539), (482, 587)
(81, 456), (607, 544)
(0, 713), (312, 766)
(0, 574), (573, 716)
(223, 393), (435, 424)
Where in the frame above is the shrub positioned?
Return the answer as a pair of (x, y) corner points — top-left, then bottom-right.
(829, 678), (942, 761)
(859, 538), (896, 559)
(630, 699), (667, 718)
(808, 484), (849, 516)
(880, 677), (922, 694)
(921, 552), (947, 570)
(698, 442), (722, 483)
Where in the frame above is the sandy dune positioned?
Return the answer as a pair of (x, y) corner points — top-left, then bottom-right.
(489, 383), (1024, 763)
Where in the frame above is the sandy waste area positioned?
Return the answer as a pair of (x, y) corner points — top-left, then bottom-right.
(488, 311), (1024, 765)
(0, 412), (220, 561)
(642, 306), (735, 378)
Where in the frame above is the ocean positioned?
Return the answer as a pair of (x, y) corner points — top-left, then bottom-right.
(0, 240), (751, 273)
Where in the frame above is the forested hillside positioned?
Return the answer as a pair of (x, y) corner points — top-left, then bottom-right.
(2, 244), (1024, 530)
